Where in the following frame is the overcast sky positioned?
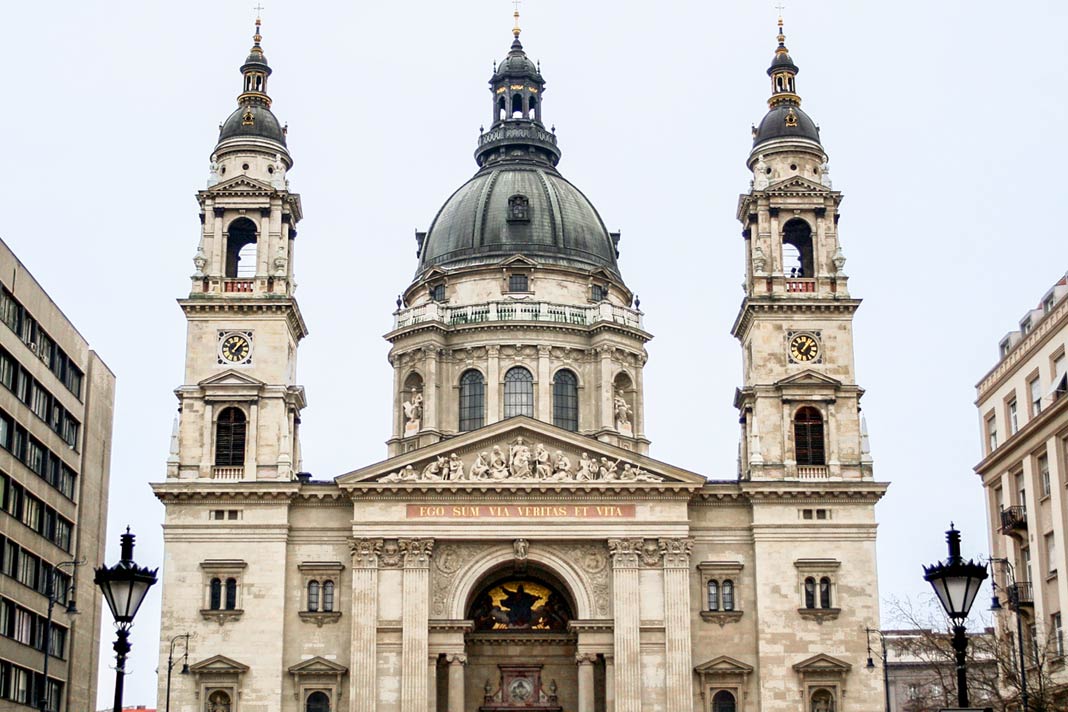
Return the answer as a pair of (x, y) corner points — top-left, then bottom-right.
(1, 0), (1065, 707)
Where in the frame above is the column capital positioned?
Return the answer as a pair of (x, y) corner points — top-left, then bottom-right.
(607, 538), (644, 568)
(658, 537), (694, 569)
(575, 652), (598, 666)
(351, 538), (384, 568)
(445, 653), (468, 666)
(400, 537), (435, 568)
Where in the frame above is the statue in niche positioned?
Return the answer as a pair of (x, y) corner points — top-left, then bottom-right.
(513, 538), (529, 561)
(534, 444), (551, 479)
(752, 245), (767, 275)
(273, 244), (286, 278)
(207, 161), (220, 187)
(193, 247), (208, 278)
(614, 389), (632, 435)
(819, 160), (833, 188)
(402, 388), (423, 435)
(470, 452), (490, 480)
(576, 453), (596, 480)
(509, 438), (532, 478)
(447, 453), (465, 480)
(753, 155), (770, 190)
(489, 446), (509, 479)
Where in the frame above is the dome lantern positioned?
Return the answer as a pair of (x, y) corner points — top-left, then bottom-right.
(216, 17), (288, 151)
(751, 16), (821, 150)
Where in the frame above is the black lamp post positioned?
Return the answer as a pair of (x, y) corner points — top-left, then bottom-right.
(39, 560), (80, 712)
(865, 627), (891, 712)
(165, 632), (192, 712)
(923, 524), (988, 709)
(989, 557), (1029, 711)
(94, 528), (158, 712)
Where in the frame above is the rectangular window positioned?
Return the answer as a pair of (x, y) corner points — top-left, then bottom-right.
(987, 414), (998, 452)
(1032, 376), (1043, 416)
(54, 518), (71, 552)
(14, 369), (28, 403)
(1022, 546), (1033, 584)
(1055, 613), (1065, 658)
(17, 551), (37, 589)
(1015, 472), (1026, 507)
(1040, 454), (1051, 498)
(1048, 532), (1058, 576)
(507, 274), (529, 292)
(1021, 317), (1033, 334)
(20, 495), (39, 531)
(29, 384), (49, 421)
(1030, 623), (1040, 664)
(2, 541), (16, 577)
(12, 608), (31, 645)
(1009, 399), (1019, 435)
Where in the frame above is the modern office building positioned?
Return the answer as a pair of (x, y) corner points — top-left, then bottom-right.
(0, 238), (115, 709)
(977, 271), (1068, 707)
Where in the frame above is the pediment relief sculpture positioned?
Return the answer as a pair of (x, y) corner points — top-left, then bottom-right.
(379, 436), (662, 484)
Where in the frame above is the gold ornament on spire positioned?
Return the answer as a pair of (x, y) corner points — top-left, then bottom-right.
(512, 0), (522, 38)
(253, 4), (264, 47)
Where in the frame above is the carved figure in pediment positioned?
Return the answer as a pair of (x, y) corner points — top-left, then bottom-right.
(576, 453), (595, 480)
(470, 452), (490, 480)
(552, 452), (572, 480)
(422, 456), (446, 480)
(489, 446), (509, 479)
(534, 444), (551, 479)
(600, 457), (620, 481)
(381, 464), (418, 482)
(447, 453), (465, 480)
(620, 463), (664, 483)
(509, 438), (532, 478)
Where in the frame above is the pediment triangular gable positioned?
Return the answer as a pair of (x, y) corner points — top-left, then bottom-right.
(338, 416), (706, 487)
(208, 175), (274, 193)
(588, 268), (615, 281)
(499, 254), (540, 268)
(792, 653), (851, 673)
(422, 266), (449, 280)
(189, 655), (249, 674)
(766, 176), (831, 195)
(288, 656), (348, 674)
(198, 369), (267, 388)
(775, 370), (842, 388)
(694, 656), (754, 675)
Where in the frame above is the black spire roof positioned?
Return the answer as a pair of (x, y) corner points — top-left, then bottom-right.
(752, 18), (821, 148)
(218, 18), (287, 147)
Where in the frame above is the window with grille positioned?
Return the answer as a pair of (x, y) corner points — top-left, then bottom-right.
(503, 367), (534, 418)
(308, 581), (320, 612)
(552, 370), (578, 431)
(707, 580), (718, 610)
(429, 284), (445, 301)
(225, 578), (238, 610)
(508, 274), (529, 292)
(794, 407), (825, 466)
(214, 408), (247, 467)
(804, 577), (816, 608)
(459, 370), (485, 431)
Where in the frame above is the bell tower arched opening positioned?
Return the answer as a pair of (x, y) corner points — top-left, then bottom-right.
(225, 217), (258, 278)
(782, 218), (813, 279)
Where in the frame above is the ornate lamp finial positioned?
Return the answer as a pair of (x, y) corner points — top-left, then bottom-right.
(252, 5), (265, 47)
(775, 2), (787, 49)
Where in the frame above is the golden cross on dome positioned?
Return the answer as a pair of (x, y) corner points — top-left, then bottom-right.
(253, 3), (265, 22)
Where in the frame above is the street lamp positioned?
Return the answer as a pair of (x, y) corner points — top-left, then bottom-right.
(865, 627), (891, 712)
(94, 528), (157, 712)
(165, 632), (192, 712)
(923, 524), (988, 709)
(989, 557), (1029, 711)
(39, 560), (81, 712)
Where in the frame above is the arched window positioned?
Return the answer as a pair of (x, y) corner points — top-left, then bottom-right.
(782, 218), (814, 279)
(722, 580), (735, 612)
(552, 370), (578, 431)
(712, 691), (736, 712)
(308, 581), (320, 612)
(497, 96), (507, 122)
(804, 577), (816, 609)
(215, 408), (247, 468)
(530, 96), (539, 121)
(208, 690), (232, 712)
(819, 577), (832, 609)
(459, 370), (485, 431)
(503, 367), (534, 418)
(794, 407), (825, 466)
(707, 580), (719, 611)
(810, 688), (835, 712)
(511, 93), (524, 118)
(225, 578), (237, 610)
(225, 218), (258, 278)
(209, 578), (222, 610)
(306, 691), (331, 712)
(322, 581), (335, 612)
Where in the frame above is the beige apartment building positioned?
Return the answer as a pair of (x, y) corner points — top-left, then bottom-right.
(977, 271), (1068, 704)
(154, 15), (889, 712)
(0, 238), (115, 709)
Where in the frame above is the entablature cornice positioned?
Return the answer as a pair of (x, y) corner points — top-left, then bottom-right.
(345, 483), (701, 501)
(152, 481), (300, 504)
(731, 299), (860, 339)
(974, 393), (1068, 474)
(179, 298), (309, 341)
(385, 319), (651, 345)
(735, 481), (888, 504)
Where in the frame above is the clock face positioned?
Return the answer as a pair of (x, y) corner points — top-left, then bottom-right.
(219, 333), (252, 364)
(789, 333), (820, 363)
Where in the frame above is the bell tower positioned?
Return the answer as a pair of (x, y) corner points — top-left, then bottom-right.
(168, 18), (307, 482)
(733, 18), (873, 482)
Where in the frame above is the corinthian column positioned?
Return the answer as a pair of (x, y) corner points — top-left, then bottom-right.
(660, 538), (694, 712)
(350, 539), (384, 712)
(608, 538), (643, 712)
(401, 538), (434, 712)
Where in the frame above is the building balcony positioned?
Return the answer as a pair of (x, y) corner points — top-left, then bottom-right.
(785, 278), (816, 293)
(999, 505), (1028, 534)
(1009, 581), (1034, 608)
(392, 300), (644, 332)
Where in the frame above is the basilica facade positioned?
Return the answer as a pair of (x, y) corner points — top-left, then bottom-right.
(153, 15), (888, 712)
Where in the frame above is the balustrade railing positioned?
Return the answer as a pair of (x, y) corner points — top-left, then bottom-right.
(797, 465), (829, 479)
(212, 466), (244, 480)
(393, 300), (643, 331)
(785, 279), (816, 293)
(223, 279), (255, 293)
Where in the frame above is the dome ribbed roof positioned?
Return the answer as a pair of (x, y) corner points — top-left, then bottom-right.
(753, 104), (820, 146)
(219, 104), (287, 145)
(417, 164), (619, 278)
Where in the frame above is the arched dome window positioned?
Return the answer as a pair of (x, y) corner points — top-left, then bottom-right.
(468, 577), (572, 631)
(225, 218), (258, 279)
(552, 370), (578, 431)
(459, 370), (485, 431)
(782, 218), (813, 279)
(503, 367), (534, 419)
(214, 408), (246, 467)
(793, 406), (825, 466)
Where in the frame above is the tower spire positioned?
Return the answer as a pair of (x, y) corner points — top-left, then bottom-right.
(512, 0), (522, 39)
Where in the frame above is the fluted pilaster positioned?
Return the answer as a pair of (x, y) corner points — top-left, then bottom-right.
(660, 538), (694, 712)
(350, 538), (383, 712)
(608, 538), (643, 712)
(401, 538), (434, 712)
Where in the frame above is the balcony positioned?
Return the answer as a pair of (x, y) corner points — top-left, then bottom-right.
(392, 300), (644, 332)
(797, 465), (829, 480)
(223, 279), (255, 293)
(785, 279), (816, 293)
(1009, 581), (1034, 608)
(1000, 505), (1028, 534)
(212, 466), (244, 480)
